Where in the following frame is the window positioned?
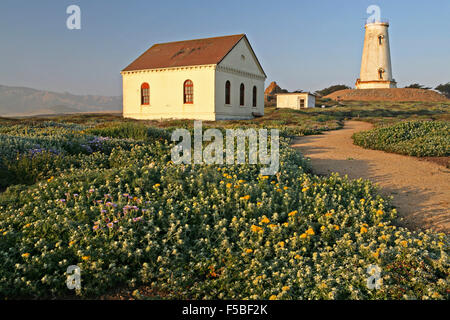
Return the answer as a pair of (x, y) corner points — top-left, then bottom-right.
(378, 35), (383, 45)
(300, 99), (305, 108)
(378, 68), (384, 80)
(225, 81), (231, 105)
(141, 83), (150, 105)
(240, 83), (245, 106)
(252, 86), (257, 107)
(184, 80), (193, 104)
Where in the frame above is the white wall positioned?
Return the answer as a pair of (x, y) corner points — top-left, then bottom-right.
(215, 70), (264, 120)
(215, 37), (266, 120)
(122, 66), (216, 120)
(276, 94), (315, 109)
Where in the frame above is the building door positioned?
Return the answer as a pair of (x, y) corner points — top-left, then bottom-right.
(298, 98), (305, 109)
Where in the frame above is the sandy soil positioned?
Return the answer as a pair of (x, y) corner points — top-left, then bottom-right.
(291, 121), (450, 233)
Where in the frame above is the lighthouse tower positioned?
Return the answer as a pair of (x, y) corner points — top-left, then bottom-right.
(356, 21), (396, 89)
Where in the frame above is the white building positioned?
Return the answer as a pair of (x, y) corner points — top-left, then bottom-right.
(121, 34), (266, 121)
(355, 21), (396, 89)
(276, 92), (316, 109)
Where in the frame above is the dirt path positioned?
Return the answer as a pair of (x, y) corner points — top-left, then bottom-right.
(291, 121), (450, 233)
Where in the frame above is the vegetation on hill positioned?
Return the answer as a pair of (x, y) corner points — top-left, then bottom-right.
(404, 83), (431, 89)
(352, 121), (450, 158)
(315, 85), (351, 97)
(0, 117), (448, 299)
(435, 83), (450, 99)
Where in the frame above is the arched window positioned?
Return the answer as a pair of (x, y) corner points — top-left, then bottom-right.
(141, 83), (150, 105)
(183, 80), (193, 104)
(225, 81), (231, 105)
(252, 86), (257, 107)
(378, 35), (384, 45)
(240, 83), (245, 106)
(378, 68), (384, 80)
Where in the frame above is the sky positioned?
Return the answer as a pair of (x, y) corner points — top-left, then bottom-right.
(0, 0), (449, 96)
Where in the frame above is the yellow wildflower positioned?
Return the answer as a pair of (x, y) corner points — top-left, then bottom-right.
(22, 253), (30, 258)
(260, 216), (270, 224)
(373, 248), (381, 259)
(240, 195), (250, 201)
(360, 226), (368, 234)
(288, 210), (298, 217)
(69, 240), (76, 247)
(300, 233), (307, 239)
(318, 282), (328, 289)
(302, 187), (309, 192)
(257, 201), (262, 207)
(245, 248), (253, 254)
(376, 209), (384, 216)
(334, 225), (340, 231)
(278, 241), (285, 248)
(283, 186), (289, 190)
(269, 295), (277, 300)
(320, 226), (326, 232)
(294, 254), (301, 259)
(306, 228), (315, 236)
(282, 222), (289, 227)
(81, 256), (90, 261)
(47, 176), (54, 182)
(400, 240), (407, 248)
(226, 183), (232, 188)
(282, 286), (290, 292)
(251, 225), (263, 233)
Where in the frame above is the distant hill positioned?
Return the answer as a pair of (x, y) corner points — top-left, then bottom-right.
(324, 88), (449, 102)
(0, 84), (122, 117)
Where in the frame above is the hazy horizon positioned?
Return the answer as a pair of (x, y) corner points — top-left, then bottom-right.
(1, 0), (449, 96)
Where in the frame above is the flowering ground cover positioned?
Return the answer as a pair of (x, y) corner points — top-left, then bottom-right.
(0, 118), (448, 299)
(352, 120), (449, 157)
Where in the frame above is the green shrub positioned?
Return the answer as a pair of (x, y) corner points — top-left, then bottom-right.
(352, 121), (450, 157)
(86, 123), (171, 142)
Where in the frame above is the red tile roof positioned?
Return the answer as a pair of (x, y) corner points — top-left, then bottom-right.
(122, 34), (247, 72)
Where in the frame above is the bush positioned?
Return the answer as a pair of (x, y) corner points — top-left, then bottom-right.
(85, 123), (171, 142)
(352, 121), (450, 157)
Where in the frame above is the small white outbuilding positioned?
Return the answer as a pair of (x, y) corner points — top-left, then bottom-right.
(276, 92), (316, 110)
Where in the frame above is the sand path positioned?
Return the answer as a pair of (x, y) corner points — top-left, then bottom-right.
(291, 121), (450, 233)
